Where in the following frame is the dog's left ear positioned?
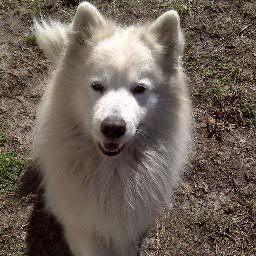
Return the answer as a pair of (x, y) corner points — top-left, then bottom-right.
(150, 10), (184, 63)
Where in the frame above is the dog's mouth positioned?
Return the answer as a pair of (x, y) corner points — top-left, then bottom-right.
(99, 142), (125, 157)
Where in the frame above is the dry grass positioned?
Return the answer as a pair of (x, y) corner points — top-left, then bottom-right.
(0, 0), (255, 255)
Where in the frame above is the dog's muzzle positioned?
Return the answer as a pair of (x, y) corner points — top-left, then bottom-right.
(99, 116), (126, 157)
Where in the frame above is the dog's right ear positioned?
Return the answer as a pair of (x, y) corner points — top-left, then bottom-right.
(72, 2), (105, 44)
(33, 2), (104, 63)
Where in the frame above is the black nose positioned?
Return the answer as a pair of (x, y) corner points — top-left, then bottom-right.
(101, 116), (126, 139)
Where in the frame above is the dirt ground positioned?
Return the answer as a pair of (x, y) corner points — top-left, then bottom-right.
(0, 0), (255, 255)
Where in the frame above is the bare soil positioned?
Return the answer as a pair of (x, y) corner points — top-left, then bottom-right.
(0, 0), (255, 255)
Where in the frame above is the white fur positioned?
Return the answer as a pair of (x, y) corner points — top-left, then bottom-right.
(33, 2), (191, 256)
(34, 19), (69, 63)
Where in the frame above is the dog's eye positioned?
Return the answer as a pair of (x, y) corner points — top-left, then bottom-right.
(132, 84), (146, 94)
(91, 82), (105, 93)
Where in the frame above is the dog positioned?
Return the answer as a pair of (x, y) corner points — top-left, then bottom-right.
(33, 2), (191, 255)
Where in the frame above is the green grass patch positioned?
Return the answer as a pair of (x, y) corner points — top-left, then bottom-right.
(30, 0), (42, 17)
(0, 124), (8, 147)
(193, 207), (234, 239)
(194, 85), (255, 126)
(247, 198), (256, 215)
(112, 0), (189, 14)
(194, 53), (255, 126)
(111, 0), (146, 9)
(168, 0), (188, 14)
(161, 0), (189, 14)
(0, 152), (25, 194)
(25, 34), (37, 46)
(201, 56), (236, 83)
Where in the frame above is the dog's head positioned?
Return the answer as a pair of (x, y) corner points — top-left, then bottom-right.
(35, 2), (184, 157)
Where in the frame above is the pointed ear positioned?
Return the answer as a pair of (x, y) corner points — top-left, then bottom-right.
(150, 10), (184, 60)
(72, 2), (105, 43)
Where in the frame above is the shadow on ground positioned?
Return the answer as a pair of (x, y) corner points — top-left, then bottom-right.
(19, 164), (71, 256)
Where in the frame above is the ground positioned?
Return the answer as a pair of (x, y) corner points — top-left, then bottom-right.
(0, 0), (255, 255)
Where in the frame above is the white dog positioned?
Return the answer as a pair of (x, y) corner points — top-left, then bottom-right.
(33, 2), (191, 256)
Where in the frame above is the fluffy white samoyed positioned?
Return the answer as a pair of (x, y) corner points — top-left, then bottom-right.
(33, 2), (191, 256)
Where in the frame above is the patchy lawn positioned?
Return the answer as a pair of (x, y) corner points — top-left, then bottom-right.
(0, 0), (255, 255)
(0, 151), (25, 193)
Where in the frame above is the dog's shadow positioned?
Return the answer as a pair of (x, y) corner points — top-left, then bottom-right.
(19, 162), (72, 256)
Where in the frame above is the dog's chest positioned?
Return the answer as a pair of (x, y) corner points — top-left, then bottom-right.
(45, 162), (151, 241)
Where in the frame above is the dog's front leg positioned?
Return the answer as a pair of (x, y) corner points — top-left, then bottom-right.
(128, 244), (140, 256)
(64, 226), (92, 256)
(118, 241), (140, 256)
(64, 225), (115, 256)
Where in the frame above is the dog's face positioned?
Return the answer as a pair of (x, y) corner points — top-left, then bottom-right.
(35, 2), (184, 157)
(84, 31), (162, 156)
